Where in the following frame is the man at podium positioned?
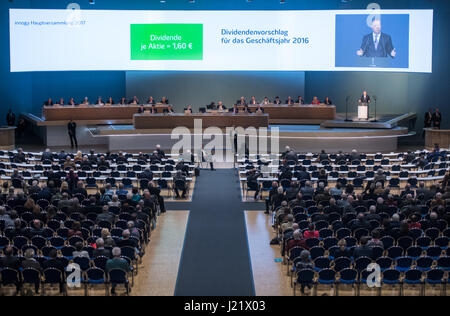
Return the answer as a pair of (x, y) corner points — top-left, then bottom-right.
(358, 91), (371, 120)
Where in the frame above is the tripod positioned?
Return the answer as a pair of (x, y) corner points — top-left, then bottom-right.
(344, 96), (352, 122)
(373, 95), (378, 122)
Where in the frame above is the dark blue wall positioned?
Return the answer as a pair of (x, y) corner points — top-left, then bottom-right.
(1, 0), (448, 132)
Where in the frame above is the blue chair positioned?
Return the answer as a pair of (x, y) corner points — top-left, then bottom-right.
(380, 236), (395, 250)
(293, 269), (315, 296)
(21, 268), (41, 294)
(425, 227), (440, 240)
(43, 268), (65, 295)
(376, 257), (393, 272)
(404, 269), (423, 285)
(382, 269), (401, 285)
(436, 256), (450, 271)
(354, 256), (372, 272)
(336, 228), (352, 240)
(0, 268), (19, 291)
(406, 246), (423, 260)
(108, 269), (129, 295)
(395, 256), (413, 272)
(386, 246), (404, 260)
(85, 268), (107, 296)
(317, 269), (336, 285)
(426, 246), (443, 260)
(93, 256), (109, 271)
(425, 269), (444, 285)
(416, 256), (434, 272)
(322, 237), (338, 250)
(333, 257), (352, 272)
(416, 236), (432, 249)
(435, 236), (449, 249)
(397, 236), (414, 250)
(74, 256), (91, 271)
(309, 246), (325, 260)
(61, 245), (76, 259)
(314, 256), (331, 272)
(337, 268), (358, 296)
(305, 238), (320, 249)
(371, 246), (384, 260)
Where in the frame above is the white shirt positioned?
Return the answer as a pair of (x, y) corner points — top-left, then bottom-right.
(373, 33), (380, 48)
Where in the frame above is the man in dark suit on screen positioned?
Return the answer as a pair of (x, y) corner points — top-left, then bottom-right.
(356, 19), (396, 58)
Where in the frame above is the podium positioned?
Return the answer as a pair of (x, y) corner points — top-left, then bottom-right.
(358, 103), (369, 120)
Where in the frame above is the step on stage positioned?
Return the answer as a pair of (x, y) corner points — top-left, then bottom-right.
(28, 113), (416, 153)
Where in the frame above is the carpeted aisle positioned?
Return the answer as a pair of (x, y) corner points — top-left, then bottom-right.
(174, 169), (256, 296)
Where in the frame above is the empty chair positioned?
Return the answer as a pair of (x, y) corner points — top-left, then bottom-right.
(386, 246), (404, 260)
(436, 256), (450, 271)
(381, 269), (401, 296)
(424, 269), (445, 296)
(336, 268), (358, 296)
(376, 257), (393, 272)
(416, 256), (434, 272)
(313, 256), (331, 272)
(394, 256), (413, 272)
(333, 257), (352, 272)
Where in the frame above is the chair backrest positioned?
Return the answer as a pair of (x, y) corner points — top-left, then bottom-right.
(108, 268), (128, 284)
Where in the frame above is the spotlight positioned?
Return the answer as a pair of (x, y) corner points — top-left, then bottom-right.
(189, 0), (195, 3)
(89, 0), (95, 4)
(160, 0), (166, 3)
(280, 0), (285, 4)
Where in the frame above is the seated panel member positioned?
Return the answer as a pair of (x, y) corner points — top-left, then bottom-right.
(255, 104), (265, 113)
(217, 101), (227, 112)
(147, 96), (155, 105)
(311, 96), (320, 105)
(323, 97), (332, 105)
(230, 104), (239, 113)
(43, 98), (53, 106)
(56, 98), (65, 106)
(242, 105), (252, 113)
(296, 96), (305, 105)
(129, 96), (139, 105)
(206, 102), (216, 110)
(249, 96), (258, 105)
(273, 96), (281, 105)
(163, 104), (175, 114)
(81, 97), (90, 105)
(149, 104), (158, 114)
(68, 98), (77, 106)
(137, 104), (146, 113)
(160, 96), (169, 105)
(262, 97), (270, 105)
(236, 96), (247, 106)
(285, 96), (294, 105)
(106, 97), (115, 105)
(119, 97), (127, 105)
(95, 97), (105, 105)
(184, 105), (193, 114)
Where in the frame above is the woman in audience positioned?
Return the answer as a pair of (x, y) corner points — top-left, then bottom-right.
(73, 242), (89, 258)
(24, 196), (39, 213)
(74, 151), (83, 163)
(303, 223), (319, 239)
(131, 188), (141, 202)
(66, 169), (79, 193)
(68, 221), (83, 238)
(108, 195), (121, 207)
(60, 181), (70, 195)
(286, 229), (308, 253)
(101, 228), (116, 248)
(333, 239), (352, 258)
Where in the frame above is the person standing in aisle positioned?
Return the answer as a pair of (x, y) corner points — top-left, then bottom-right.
(68, 119), (78, 149)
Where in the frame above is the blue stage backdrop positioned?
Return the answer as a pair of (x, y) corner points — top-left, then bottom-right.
(0, 0), (449, 133)
(335, 14), (409, 69)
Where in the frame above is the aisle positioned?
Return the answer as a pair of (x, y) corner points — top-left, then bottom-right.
(174, 169), (255, 296)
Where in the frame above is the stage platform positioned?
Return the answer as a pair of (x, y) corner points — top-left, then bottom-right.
(24, 112), (416, 153)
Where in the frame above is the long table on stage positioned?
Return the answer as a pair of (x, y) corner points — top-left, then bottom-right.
(237, 104), (336, 124)
(43, 104), (169, 121)
(425, 128), (450, 150)
(133, 113), (269, 129)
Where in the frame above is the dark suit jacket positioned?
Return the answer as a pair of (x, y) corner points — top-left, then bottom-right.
(68, 122), (76, 136)
(360, 32), (394, 58)
(359, 95), (371, 103)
